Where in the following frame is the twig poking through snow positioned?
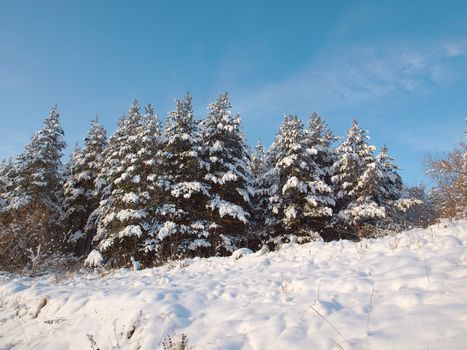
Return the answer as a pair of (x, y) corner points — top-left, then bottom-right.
(423, 256), (431, 285)
(113, 319), (121, 349)
(334, 341), (345, 350)
(308, 305), (348, 345)
(366, 288), (375, 334)
(87, 334), (99, 350)
(317, 279), (321, 302)
(15, 316), (32, 350)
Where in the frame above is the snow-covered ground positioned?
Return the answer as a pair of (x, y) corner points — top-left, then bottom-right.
(1, 220), (467, 350)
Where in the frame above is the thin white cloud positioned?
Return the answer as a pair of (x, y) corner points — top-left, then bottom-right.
(444, 38), (467, 57)
(232, 36), (467, 119)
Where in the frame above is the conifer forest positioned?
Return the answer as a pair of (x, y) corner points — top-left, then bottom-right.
(2, 92), (463, 273)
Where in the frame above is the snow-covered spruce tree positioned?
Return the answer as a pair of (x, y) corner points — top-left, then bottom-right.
(90, 101), (161, 268)
(199, 93), (254, 254)
(373, 145), (402, 203)
(304, 112), (337, 239)
(0, 159), (15, 247)
(249, 140), (271, 240)
(0, 158), (14, 211)
(250, 140), (266, 177)
(353, 144), (413, 231)
(372, 145), (420, 229)
(399, 184), (436, 228)
(265, 115), (333, 244)
(0, 107), (66, 272)
(332, 120), (386, 239)
(156, 93), (212, 261)
(62, 118), (107, 256)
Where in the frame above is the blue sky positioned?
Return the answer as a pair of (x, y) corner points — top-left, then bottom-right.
(0, 0), (466, 185)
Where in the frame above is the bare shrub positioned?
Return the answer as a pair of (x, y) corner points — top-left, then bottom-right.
(425, 142), (466, 219)
(162, 333), (190, 350)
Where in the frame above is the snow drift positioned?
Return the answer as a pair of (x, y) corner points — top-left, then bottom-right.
(1, 220), (466, 349)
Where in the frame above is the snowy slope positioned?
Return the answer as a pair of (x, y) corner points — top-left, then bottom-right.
(1, 220), (467, 350)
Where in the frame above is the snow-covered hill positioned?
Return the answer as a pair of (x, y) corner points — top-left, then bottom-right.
(1, 220), (466, 350)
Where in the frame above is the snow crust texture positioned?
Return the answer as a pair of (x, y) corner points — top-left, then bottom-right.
(1, 220), (467, 350)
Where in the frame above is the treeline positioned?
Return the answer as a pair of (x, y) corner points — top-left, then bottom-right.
(0, 93), (458, 273)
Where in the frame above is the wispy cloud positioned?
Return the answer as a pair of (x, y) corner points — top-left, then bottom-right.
(232, 36), (467, 119)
